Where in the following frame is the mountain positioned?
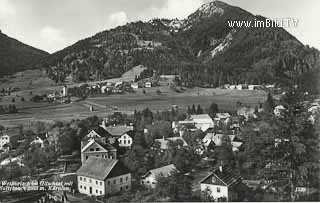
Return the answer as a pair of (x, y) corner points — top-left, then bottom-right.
(0, 30), (49, 76)
(39, 1), (320, 93)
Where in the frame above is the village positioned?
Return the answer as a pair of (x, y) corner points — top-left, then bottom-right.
(0, 81), (319, 202)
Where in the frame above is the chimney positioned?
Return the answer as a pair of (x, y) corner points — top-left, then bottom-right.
(219, 165), (223, 173)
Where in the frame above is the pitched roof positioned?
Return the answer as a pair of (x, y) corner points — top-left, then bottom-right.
(77, 157), (118, 180)
(190, 114), (213, 121)
(81, 139), (116, 153)
(143, 164), (177, 179)
(105, 126), (134, 137)
(200, 167), (242, 187)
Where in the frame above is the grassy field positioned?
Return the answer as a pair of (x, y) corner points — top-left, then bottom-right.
(0, 85), (266, 128)
(0, 68), (267, 128)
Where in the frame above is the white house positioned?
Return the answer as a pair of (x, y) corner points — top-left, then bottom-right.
(145, 81), (152, 88)
(141, 164), (177, 188)
(131, 83), (139, 89)
(274, 105), (286, 117)
(0, 133), (10, 151)
(189, 114), (214, 132)
(200, 166), (242, 202)
(30, 136), (45, 148)
(118, 132), (133, 148)
(77, 157), (131, 196)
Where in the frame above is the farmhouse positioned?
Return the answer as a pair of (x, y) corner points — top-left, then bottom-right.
(145, 81), (152, 88)
(202, 133), (243, 152)
(200, 166), (242, 202)
(141, 164), (177, 188)
(77, 157), (131, 196)
(102, 125), (135, 148)
(81, 139), (117, 164)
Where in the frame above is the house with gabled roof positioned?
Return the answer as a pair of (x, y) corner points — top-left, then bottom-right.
(81, 139), (117, 164)
(200, 166), (242, 202)
(100, 124), (135, 148)
(141, 164), (177, 188)
(77, 157), (131, 196)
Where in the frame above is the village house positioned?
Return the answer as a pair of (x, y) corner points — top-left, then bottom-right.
(144, 81), (152, 88)
(141, 164), (177, 188)
(200, 166), (243, 202)
(154, 137), (188, 150)
(202, 133), (243, 152)
(81, 138), (117, 164)
(77, 157), (131, 196)
(30, 136), (45, 148)
(0, 131), (10, 151)
(214, 113), (231, 126)
(274, 105), (286, 117)
(101, 124), (135, 148)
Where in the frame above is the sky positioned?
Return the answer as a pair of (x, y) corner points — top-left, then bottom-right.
(0, 0), (319, 53)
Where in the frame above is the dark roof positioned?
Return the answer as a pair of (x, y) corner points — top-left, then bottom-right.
(82, 127), (112, 141)
(94, 127), (112, 137)
(77, 157), (129, 180)
(200, 167), (242, 187)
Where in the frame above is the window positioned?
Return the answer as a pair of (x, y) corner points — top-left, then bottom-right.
(146, 181), (150, 184)
(100, 181), (102, 186)
(80, 177), (82, 181)
(80, 185), (82, 189)
(113, 180), (116, 184)
(84, 178), (86, 182)
(100, 191), (102, 195)
(124, 140), (126, 145)
(96, 189), (98, 194)
(152, 182), (156, 184)
(86, 156), (88, 160)
(126, 176), (128, 181)
(96, 181), (98, 185)
(217, 187), (221, 193)
(120, 178), (123, 183)
(120, 187), (123, 191)
(96, 148), (100, 151)
(89, 179), (92, 183)
(108, 181), (110, 185)
(84, 186), (86, 190)
(126, 185), (129, 190)
(90, 148), (94, 151)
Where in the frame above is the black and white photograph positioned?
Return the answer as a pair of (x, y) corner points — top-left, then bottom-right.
(0, 0), (319, 202)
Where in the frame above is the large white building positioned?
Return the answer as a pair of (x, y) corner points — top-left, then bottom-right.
(77, 157), (131, 196)
(141, 164), (177, 188)
(200, 166), (242, 202)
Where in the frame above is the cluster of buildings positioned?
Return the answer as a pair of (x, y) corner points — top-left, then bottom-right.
(222, 84), (280, 92)
(76, 120), (135, 196)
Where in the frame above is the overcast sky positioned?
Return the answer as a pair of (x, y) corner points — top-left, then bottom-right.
(0, 0), (319, 53)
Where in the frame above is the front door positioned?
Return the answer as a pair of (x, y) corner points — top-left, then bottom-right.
(89, 187), (92, 194)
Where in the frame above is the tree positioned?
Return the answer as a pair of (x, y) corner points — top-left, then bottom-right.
(191, 104), (196, 114)
(155, 171), (194, 201)
(196, 104), (203, 114)
(264, 93), (275, 112)
(208, 102), (219, 117)
(142, 89), (146, 94)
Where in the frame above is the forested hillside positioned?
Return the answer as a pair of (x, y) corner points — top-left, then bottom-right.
(0, 30), (48, 76)
(38, 1), (319, 93)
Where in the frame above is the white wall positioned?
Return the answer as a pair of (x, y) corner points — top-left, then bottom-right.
(141, 174), (157, 188)
(78, 176), (105, 196)
(201, 184), (228, 201)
